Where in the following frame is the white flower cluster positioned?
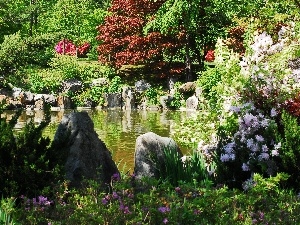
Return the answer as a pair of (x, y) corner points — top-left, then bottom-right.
(240, 22), (300, 105)
(221, 103), (281, 175)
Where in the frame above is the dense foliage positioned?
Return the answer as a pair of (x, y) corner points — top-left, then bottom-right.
(2, 0), (300, 224)
(96, 0), (185, 78)
(0, 105), (66, 198)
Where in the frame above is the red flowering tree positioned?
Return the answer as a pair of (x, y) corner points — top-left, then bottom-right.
(96, 0), (184, 73)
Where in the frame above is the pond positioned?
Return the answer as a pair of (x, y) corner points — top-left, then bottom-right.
(2, 109), (193, 172)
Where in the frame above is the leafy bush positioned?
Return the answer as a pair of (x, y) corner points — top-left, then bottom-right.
(144, 87), (161, 105)
(276, 111), (300, 189)
(168, 82), (183, 109)
(25, 32), (64, 67)
(108, 76), (122, 93)
(197, 66), (221, 108)
(28, 69), (62, 94)
(0, 105), (66, 198)
(0, 32), (28, 76)
(12, 172), (300, 224)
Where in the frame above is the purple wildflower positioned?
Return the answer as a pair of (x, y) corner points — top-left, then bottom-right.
(163, 218), (168, 224)
(194, 209), (201, 215)
(158, 206), (170, 213)
(112, 191), (119, 199)
(112, 173), (120, 181)
(101, 198), (108, 205)
(175, 187), (181, 192)
(127, 193), (134, 198)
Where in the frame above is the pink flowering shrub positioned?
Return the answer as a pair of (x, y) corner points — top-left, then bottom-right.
(55, 40), (77, 56)
(55, 40), (90, 57)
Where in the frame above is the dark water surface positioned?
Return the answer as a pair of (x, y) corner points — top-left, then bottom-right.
(3, 109), (190, 172)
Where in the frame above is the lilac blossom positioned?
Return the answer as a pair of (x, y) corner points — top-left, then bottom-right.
(255, 135), (264, 142)
(270, 108), (277, 117)
(271, 150), (279, 157)
(242, 163), (250, 172)
(258, 153), (269, 161)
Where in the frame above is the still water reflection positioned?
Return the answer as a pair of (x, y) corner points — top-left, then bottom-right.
(3, 109), (191, 172)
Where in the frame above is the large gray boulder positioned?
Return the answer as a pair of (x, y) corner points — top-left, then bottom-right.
(134, 132), (182, 179)
(52, 111), (119, 187)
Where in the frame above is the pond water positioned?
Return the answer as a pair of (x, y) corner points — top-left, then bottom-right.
(2, 109), (193, 172)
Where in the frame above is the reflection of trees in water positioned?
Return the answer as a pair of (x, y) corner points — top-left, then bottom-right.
(3, 109), (186, 170)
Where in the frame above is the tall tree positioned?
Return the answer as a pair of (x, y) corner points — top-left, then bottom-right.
(97, 0), (184, 72)
(39, 0), (106, 44)
(144, 0), (238, 81)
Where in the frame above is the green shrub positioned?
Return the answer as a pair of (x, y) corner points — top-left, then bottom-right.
(25, 32), (64, 67)
(197, 66), (221, 108)
(28, 69), (63, 94)
(168, 82), (183, 109)
(0, 105), (66, 198)
(108, 76), (122, 93)
(144, 87), (160, 105)
(277, 111), (300, 189)
(0, 32), (28, 76)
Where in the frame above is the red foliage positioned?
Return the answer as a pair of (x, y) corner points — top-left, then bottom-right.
(205, 50), (215, 62)
(77, 42), (91, 58)
(225, 26), (245, 55)
(283, 94), (300, 117)
(96, 0), (184, 69)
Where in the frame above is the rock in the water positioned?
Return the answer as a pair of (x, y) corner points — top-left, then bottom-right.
(186, 95), (198, 110)
(134, 132), (182, 179)
(159, 95), (173, 110)
(106, 93), (122, 108)
(52, 111), (119, 187)
(122, 86), (136, 110)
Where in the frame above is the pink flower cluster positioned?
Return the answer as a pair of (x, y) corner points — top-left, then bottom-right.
(55, 40), (77, 56)
(55, 39), (91, 57)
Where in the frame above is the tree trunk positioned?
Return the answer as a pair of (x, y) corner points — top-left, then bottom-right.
(185, 33), (192, 82)
(29, 0), (34, 36)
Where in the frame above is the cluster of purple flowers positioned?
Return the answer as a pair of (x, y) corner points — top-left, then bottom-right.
(101, 189), (133, 215)
(21, 195), (53, 211)
(221, 103), (281, 176)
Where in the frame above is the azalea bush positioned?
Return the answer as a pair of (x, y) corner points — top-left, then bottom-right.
(55, 40), (91, 57)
